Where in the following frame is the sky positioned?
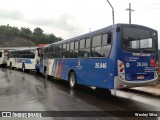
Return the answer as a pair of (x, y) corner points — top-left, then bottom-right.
(0, 0), (160, 46)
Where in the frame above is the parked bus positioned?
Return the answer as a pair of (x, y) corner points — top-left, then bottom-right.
(35, 46), (46, 74)
(7, 48), (40, 72)
(0, 49), (9, 66)
(39, 24), (158, 89)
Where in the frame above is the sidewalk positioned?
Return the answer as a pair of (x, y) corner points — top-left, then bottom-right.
(130, 83), (160, 97)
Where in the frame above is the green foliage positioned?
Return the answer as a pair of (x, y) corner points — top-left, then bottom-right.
(0, 25), (62, 45)
(0, 25), (20, 35)
(20, 27), (32, 39)
(33, 27), (43, 36)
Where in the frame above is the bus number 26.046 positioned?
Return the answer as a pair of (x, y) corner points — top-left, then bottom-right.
(95, 63), (107, 69)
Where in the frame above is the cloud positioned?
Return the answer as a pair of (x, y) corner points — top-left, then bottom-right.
(0, 9), (24, 20)
(27, 14), (85, 38)
(28, 14), (82, 31)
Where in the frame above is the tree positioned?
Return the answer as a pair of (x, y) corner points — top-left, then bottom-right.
(0, 25), (62, 45)
(20, 27), (32, 39)
(11, 27), (20, 35)
(33, 27), (43, 36)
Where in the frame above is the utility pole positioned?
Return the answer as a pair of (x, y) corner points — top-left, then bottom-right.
(126, 3), (135, 24)
(106, 0), (115, 25)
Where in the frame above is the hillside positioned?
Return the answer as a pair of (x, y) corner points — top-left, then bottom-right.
(0, 25), (62, 47)
(0, 35), (36, 47)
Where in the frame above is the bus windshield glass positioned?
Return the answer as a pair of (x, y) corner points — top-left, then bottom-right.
(122, 27), (158, 53)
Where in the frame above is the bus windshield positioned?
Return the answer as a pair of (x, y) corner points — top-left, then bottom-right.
(122, 27), (158, 53)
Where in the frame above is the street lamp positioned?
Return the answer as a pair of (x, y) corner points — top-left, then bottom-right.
(106, 0), (115, 25)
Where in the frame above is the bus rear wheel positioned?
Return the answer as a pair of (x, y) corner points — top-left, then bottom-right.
(69, 72), (77, 89)
(10, 63), (12, 69)
(22, 64), (25, 72)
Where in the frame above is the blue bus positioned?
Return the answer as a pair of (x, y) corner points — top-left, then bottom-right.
(37, 24), (158, 90)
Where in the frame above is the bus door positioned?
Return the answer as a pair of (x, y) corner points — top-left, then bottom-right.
(39, 52), (44, 74)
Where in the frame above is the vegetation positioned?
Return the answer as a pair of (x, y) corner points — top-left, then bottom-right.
(0, 25), (62, 45)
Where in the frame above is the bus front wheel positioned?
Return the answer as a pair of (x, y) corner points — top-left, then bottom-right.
(22, 64), (25, 72)
(69, 72), (77, 89)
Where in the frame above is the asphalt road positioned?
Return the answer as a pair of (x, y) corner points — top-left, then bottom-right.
(0, 67), (160, 120)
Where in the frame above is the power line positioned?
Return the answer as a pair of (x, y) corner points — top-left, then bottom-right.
(125, 3), (135, 24)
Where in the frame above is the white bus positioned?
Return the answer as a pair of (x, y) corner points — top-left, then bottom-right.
(7, 48), (40, 72)
(0, 49), (9, 66)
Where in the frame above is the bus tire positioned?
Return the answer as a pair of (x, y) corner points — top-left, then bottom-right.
(22, 64), (25, 72)
(44, 67), (48, 79)
(10, 62), (12, 69)
(69, 72), (77, 89)
(35, 69), (39, 75)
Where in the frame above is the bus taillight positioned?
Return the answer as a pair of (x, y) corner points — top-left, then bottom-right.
(119, 62), (123, 68)
(118, 60), (125, 80)
(120, 68), (124, 73)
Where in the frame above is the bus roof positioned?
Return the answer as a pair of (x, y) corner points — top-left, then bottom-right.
(44, 23), (157, 48)
(9, 47), (38, 52)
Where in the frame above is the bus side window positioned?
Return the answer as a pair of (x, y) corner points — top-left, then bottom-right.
(59, 45), (63, 58)
(70, 41), (78, 58)
(44, 48), (48, 59)
(26, 51), (29, 58)
(107, 32), (112, 44)
(62, 44), (67, 58)
(74, 41), (79, 57)
(62, 43), (69, 58)
(79, 39), (85, 58)
(66, 43), (70, 58)
(102, 33), (112, 57)
(50, 46), (54, 59)
(91, 35), (102, 57)
(91, 33), (112, 58)
(30, 50), (35, 59)
(55, 46), (59, 58)
(84, 38), (90, 58)
(79, 39), (90, 58)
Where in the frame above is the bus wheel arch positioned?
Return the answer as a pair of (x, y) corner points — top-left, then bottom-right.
(68, 70), (77, 89)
